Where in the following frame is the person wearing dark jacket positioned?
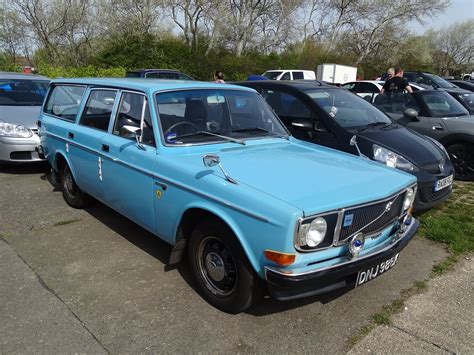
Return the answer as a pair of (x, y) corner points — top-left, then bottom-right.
(380, 67), (412, 94)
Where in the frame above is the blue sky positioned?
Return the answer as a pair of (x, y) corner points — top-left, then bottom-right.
(411, 0), (474, 33)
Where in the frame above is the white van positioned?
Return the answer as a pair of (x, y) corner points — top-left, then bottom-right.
(262, 70), (316, 80)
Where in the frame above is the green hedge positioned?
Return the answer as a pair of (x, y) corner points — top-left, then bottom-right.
(38, 65), (126, 79)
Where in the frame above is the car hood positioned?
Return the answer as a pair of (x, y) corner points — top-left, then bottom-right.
(184, 140), (415, 216)
(0, 105), (42, 129)
(442, 114), (474, 130)
(357, 124), (444, 165)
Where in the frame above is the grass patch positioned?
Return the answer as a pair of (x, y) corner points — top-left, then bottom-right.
(417, 181), (474, 255)
(53, 218), (82, 227)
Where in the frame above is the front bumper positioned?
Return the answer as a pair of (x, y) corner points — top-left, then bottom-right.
(414, 179), (452, 211)
(265, 218), (419, 301)
(0, 134), (45, 163)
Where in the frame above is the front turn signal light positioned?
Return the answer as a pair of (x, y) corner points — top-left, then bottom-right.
(264, 250), (296, 267)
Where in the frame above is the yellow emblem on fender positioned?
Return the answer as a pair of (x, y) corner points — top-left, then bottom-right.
(156, 189), (162, 199)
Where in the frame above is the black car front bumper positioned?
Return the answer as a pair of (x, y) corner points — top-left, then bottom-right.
(265, 219), (419, 301)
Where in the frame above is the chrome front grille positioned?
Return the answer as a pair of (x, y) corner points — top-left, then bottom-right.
(338, 191), (406, 241)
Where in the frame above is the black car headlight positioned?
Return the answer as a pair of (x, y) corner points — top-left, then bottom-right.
(373, 144), (418, 172)
(296, 213), (338, 251)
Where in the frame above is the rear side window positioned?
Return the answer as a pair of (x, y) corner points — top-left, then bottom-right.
(79, 89), (117, 131)
(293, 72), (304, 80)
(44, 85), (86, 121)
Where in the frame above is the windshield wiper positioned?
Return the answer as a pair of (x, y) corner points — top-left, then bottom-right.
(355, 122), (391, 133)
(173, 131), (245, 145)
(232, 127), (289, 140)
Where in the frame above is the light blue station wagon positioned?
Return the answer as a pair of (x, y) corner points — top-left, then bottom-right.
(39, 78), (419, 313)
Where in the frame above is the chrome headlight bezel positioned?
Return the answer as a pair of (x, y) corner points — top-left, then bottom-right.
(295, 212), (338, 251)
(403, 186), (417, 212)
(373, 144), (418, 172)
(0, 120), (33, 138)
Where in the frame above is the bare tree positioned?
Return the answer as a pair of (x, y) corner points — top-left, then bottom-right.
(431, 19), (474, 75)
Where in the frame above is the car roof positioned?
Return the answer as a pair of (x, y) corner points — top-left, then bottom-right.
(51, 78), (255, 93)
(236, 79), (332, 91)
(0, 72), (49, 80)
(126, 69), (182, 73)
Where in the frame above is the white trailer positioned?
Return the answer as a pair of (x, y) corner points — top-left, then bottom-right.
(316, 64), (357, 84)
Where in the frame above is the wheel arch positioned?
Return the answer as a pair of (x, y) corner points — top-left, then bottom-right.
(172, 205), (260, 274)
(439, 133), (474, 148)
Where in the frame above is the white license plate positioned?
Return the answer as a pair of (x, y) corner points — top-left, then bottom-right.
(434, 175), (453, 192)
(356, 253), (399, 287)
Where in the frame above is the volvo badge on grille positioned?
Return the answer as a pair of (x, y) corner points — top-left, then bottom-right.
(385, 201), (393, 212)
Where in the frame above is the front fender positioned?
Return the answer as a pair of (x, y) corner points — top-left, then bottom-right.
(440, 133), (474, 147)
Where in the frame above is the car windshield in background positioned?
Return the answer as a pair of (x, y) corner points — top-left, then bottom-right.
(455, 92), (474, 111)
(262, 71), (282, 80)
(420, 91), (469, 117)
(420, 73), (457, 89)
(305, 88), (392, 129)
(156, 89), (288, 145)
(125, 72), (141, 78)
(0, 79), (49, 106)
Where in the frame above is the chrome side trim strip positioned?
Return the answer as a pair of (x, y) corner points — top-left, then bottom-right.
(46, 132), (269, 223)
(267, 219), (417, 279)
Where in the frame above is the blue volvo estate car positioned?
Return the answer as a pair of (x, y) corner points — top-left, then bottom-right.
(39, 78), (419, 313)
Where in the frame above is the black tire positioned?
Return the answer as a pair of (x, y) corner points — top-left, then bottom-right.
(60, 163), (91, 208)
(188, 219), (263, 314)
(447, 143), (474, 181)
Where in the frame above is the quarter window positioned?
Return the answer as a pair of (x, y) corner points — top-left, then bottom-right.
(44, 85), (86, 121)
(79, 89), (117, 131)
(293, 72), (304, 80)
(113, 92), (155, 146)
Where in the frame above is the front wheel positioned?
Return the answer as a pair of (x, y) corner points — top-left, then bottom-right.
(188, 219), (263, 313)
(447, 143), (474, 181)
(60, 164), (91, 208)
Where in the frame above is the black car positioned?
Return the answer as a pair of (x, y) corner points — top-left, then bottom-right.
(448, 79), (474, 92)
(447, 91), (474, 114)
(125, 69), (194, 80)
(402, 71), (465, 92)
(235, 80), (454, 211)
(373, 90), (474, 181)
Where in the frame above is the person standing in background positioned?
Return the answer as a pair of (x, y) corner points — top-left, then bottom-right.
(380, 67), (412, 95)
(214, 71), (225, 83)
(386, 67), (395, 81)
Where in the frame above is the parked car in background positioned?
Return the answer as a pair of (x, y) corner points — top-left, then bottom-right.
(402, 71), (464, 91)
(236, 80), (453, 211)
(341, 80), (425, 103)
(262, 70), (316, 80)
(125, 69), (194, 80)
(447, 91), (474, 114)
(39, 78), (419, 313)
(0, 72), (49, 163)
(373, 90), (474, 181)
(447, 79), (474, 92)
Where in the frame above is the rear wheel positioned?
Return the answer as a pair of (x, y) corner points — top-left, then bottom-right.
(447, 143), (474, 181)
(188, 219), (263, 313)
(60, 164), (91, 208)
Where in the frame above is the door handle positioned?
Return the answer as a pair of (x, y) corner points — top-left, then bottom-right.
(101, 144), (109, 152)
(432, 125), (444, 131)
(68, 132), (74, 139)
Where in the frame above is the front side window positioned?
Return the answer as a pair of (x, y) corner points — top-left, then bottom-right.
(280, 72), (291, 80)
(262, 71), (282, 80)
(113, 92), (155, 146)
(293, 72), (304, 80)
(342, 83), (356, 91)
(306, 88), (391, 129)
(44, 85), (86, 121)
(0, 79), (49, 106)
(262, 89), (310, 119)
(156, 89), (288, 145)
(420, 91), (469, 117)
(80, 89), (117, 131)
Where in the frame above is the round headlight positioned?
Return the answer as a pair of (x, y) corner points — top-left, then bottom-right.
(306, 217), (327, 247)
(403, 188), (415, 210)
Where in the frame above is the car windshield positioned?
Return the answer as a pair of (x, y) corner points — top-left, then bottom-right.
(125, 72), (141, 78)
(419, 73), (457, 89)
(0, 79), (49, 106)
(156, 89), (289, 145)
(304, 88), (392, 129)
(420, 91), (470, 117)
(262, 71), (282, 80)
(454, 92), (474, 111)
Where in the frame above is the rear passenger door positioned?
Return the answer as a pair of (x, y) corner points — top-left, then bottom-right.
(71, 88), (118, 202)
(100, 91), (157, 232)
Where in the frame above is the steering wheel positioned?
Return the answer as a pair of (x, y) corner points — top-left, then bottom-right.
(164, 121), (199, 135)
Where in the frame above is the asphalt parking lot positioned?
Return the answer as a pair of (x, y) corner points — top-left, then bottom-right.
(0, 163), (449, 353)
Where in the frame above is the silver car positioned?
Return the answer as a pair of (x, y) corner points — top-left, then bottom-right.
(0, 72), (49, 163)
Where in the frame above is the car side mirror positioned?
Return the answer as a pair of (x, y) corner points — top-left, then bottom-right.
(403, 108), (419, 121)
(291, 118), (313, 132)
(203, 153), (220, 167)
(121, 125), (145, 149)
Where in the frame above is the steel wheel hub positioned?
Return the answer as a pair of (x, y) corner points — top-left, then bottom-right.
(205, 252), (225, 282)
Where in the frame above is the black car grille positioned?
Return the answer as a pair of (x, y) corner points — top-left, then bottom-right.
(419, 185), (452, 203)
(339, 192), (406, 241)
